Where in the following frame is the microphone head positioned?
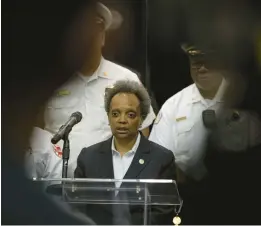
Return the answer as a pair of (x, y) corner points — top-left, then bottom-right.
(51, 136), (59, 144)
(71, 111), (82, 123)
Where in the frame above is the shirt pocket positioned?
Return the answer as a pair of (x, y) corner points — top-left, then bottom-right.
(176, 118), (194, 135)
(175, 118), (194, 165)
(47, 95), (81, 109)
(44, 95), (82, 132)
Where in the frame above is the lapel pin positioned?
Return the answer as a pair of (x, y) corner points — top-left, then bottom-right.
(139, 159), (144, 164)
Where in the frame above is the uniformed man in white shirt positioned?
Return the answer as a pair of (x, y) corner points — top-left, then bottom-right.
(26, 2), (156, 179)
(149, 43), (228, 182)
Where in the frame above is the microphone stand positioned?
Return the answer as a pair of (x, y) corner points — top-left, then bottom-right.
(60, 126), (72, 200)
(46, 125), (72, 196)
(62, 126), (72, 178)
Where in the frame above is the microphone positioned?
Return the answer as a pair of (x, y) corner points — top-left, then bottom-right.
(51, 112), (82, 144)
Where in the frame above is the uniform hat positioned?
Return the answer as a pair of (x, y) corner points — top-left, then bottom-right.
(181, 42), (228, 69)
(96, 2), (113, 30)
(181, 43), (215, 57)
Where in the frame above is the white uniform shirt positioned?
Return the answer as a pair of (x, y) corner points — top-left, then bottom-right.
(28, 57), (155, 179)
(112, 133), (141, 189)
(149, 79), (227, 180)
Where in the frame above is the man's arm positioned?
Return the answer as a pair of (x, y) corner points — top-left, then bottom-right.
(149, 104), (175, 151)
(25, 127), (55, 178)
(140, 105), (156, 134)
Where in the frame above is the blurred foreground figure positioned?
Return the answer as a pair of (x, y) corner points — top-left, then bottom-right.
(74, 80), (176, 225)
(27, 1), (155, 179)
(204, 46), (261, 224)
(2, 0), (97, 224)
(204, 110), (261, 224)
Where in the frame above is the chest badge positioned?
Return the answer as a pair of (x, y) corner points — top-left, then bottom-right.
(53, 144), (63, 158)
(176, 116), (187, 122)
(57, 90), (70, 97)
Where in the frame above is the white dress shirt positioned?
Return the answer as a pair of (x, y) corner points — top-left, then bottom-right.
(149, 79), (228, 180)
(111, 133), (141, 189)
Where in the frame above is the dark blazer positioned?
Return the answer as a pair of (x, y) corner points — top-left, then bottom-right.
(74, 134), (177, 225)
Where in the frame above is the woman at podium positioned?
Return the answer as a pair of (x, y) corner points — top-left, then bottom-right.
(74, 80), (178, 225)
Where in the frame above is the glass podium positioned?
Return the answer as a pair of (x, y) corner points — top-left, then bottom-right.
(33, 178), (183, 225)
